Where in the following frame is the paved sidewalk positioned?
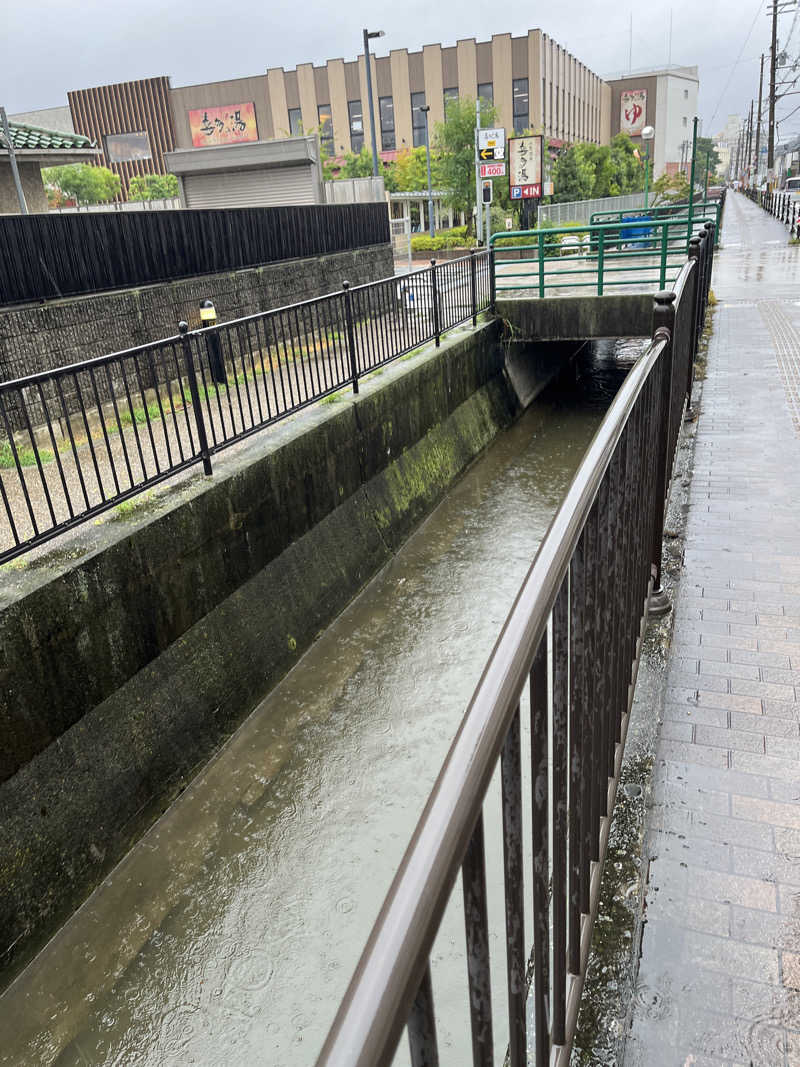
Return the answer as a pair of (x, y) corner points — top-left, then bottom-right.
(625, 193), (800, 1066)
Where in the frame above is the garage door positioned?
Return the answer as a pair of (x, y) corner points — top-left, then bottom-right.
(183, 166), (317, 209)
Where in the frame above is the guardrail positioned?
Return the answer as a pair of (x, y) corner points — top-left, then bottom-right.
(590, 196), (724, 248)
(745, 186), (799, 237)
(315, 223), (714, 1067)
(0, 251), (490, 564)
(490, 210), (718, 297)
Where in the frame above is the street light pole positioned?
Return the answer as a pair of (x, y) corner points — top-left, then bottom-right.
(363, 29), (385, 178)
(642, 125), (655, 210)
(421, 105), (435, 239)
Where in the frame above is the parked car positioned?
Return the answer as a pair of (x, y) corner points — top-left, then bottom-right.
(784, 176), (800, 203)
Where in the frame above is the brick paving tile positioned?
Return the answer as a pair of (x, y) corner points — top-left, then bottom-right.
(627, 194), (800, 1065)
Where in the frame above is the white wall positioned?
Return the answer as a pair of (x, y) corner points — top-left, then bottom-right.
(654, 73), (698, 177)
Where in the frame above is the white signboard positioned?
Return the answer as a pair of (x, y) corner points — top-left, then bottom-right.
(620, 89), (647, 137)
(478, 127), (505, 160)
(508, 135), (543, 199)
(480, 161), (506, 178)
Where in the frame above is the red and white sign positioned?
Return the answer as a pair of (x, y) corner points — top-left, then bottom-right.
(480, 162), (506, 178)
(508, 135), (543, 200)
(620, 89), (647, 137)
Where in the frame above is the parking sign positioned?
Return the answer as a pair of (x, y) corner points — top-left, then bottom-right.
(508, 136), (543, 199)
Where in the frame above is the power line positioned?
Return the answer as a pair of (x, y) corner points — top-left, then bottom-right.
(707, 0), (765, 133)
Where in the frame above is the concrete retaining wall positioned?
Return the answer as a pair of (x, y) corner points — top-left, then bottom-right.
(0, 243), (393, 384)
(0, 318), (526, 983)
(497, 293), (654, 340)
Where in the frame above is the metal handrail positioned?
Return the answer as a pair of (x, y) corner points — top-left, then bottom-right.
(0, 251), (491, 564)
(317, 219), (716, 1066)
(316, 253), (703, 1065)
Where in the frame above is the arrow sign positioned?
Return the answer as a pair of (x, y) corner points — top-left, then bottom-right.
(480, 148), (496, 160)
(478, 127), (505, 159)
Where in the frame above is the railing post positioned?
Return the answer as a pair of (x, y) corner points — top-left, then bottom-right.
(430, 259), (441, 347)
(178, 321), (212, 476)
(686, 236), (703, 420)
(597, 229), (605, 295)
(703, 222), (715, 307)
(489, 246), (497, 315)
(659, 221), (668, 288)
(537, 232), (545, 298)
(342, 281), (359, 394)
(649, 290), (677, 616)
(470, 248), (478, 326)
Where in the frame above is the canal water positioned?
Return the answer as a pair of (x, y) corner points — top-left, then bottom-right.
(0, 340), (639, 1067)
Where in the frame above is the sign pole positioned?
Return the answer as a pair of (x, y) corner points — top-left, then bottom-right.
(475, 99), (482, 244)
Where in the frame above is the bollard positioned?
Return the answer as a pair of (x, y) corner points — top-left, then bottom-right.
(650, 290), (677, 616)
(342, 282), (359, 394)
(200, 299), (226, 384)
(178, 321), (212, 475)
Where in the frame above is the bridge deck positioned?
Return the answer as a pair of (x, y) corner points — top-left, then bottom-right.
(626, 194), (800, 1064)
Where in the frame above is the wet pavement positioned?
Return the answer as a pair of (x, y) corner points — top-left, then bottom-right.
(0, 342), (636, 1066)
(625, 193), (800, 1066)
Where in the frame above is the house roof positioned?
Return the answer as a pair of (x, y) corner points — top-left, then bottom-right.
(2, 121), (96, 152)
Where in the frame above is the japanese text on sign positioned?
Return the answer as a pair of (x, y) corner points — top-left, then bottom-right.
(508, 135), (543, 199)
(620, 90), (647, 137)
(189, 102), (259, 147)
(478, 127), (505, 159)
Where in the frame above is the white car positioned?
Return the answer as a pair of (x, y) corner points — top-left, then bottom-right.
(785, 176), (800, 203)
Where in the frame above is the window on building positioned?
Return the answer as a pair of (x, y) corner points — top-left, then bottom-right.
(348, 100), (363, 153)
(684, 89), (689, 99)
(443, 87), (458, 118)
(411, 91), (427, 147)
(478, 83), (493, 106)
(379, 95), (395, 150)
(288, 107), (303, 136)
(513, 78), (529, 134)
(318, 104), (334, 154)
(682, 116), (688, 127)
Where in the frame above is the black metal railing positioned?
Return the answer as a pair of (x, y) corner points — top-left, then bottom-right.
(315, 225), (715, 1067)
(0, 252), (490, 563)
(0, 203), (391, 305)
(746, 186), (800, 237)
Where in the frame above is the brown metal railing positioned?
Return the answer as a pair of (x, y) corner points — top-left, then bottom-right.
(315, 225), (714, 1067)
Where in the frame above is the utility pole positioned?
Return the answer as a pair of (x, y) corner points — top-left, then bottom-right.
(0, 106), (28, 214)
(746, 101), (754, 184)
(768, 0), (778, 172)
(755, 53), (765, 184)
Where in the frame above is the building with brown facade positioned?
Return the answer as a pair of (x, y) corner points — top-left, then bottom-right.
(58, 30), (611, 197)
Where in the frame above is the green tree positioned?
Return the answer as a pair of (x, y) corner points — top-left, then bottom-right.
(392, 146), (442, 192)
(651, 171), (691, 205)
(551, 143), (598, 202)
(434, 96), (498, 234)
(42, 164), (121, 204)
(326, 146), (398, 191)
(609, 133), (645, 195)
(694, 136), (722, 178)
(128, 173), (179, 200)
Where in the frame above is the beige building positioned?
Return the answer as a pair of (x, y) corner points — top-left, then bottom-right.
(166, 32), (610, 158)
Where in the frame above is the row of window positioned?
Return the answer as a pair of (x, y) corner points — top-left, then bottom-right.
(285, 79), (532, 155)
(542, 78), (600, 141)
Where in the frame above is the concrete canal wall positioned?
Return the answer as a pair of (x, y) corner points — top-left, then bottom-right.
(0, 319), (582, 983)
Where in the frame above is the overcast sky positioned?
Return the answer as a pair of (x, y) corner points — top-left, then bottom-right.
(3, 0), (799, 140)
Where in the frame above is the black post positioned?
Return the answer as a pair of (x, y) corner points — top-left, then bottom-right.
(489, 245), (496, 314)
(342, 281), (359, 394)
(470, 248), (478, 327)
(178, 321), (212, 476)
(649, 290), (677, 616)
(430, 258), (441, 347)
(686, 236), (703, 420)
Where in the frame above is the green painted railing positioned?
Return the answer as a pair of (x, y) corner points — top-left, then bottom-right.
(490, 213), (717, 298)
(590, 199), (723, 248)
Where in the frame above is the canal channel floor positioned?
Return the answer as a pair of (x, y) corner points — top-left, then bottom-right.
(622, 193), (800, 1066)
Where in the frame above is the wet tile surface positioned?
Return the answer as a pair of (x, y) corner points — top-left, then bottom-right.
(625, 194), (800, 1067)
